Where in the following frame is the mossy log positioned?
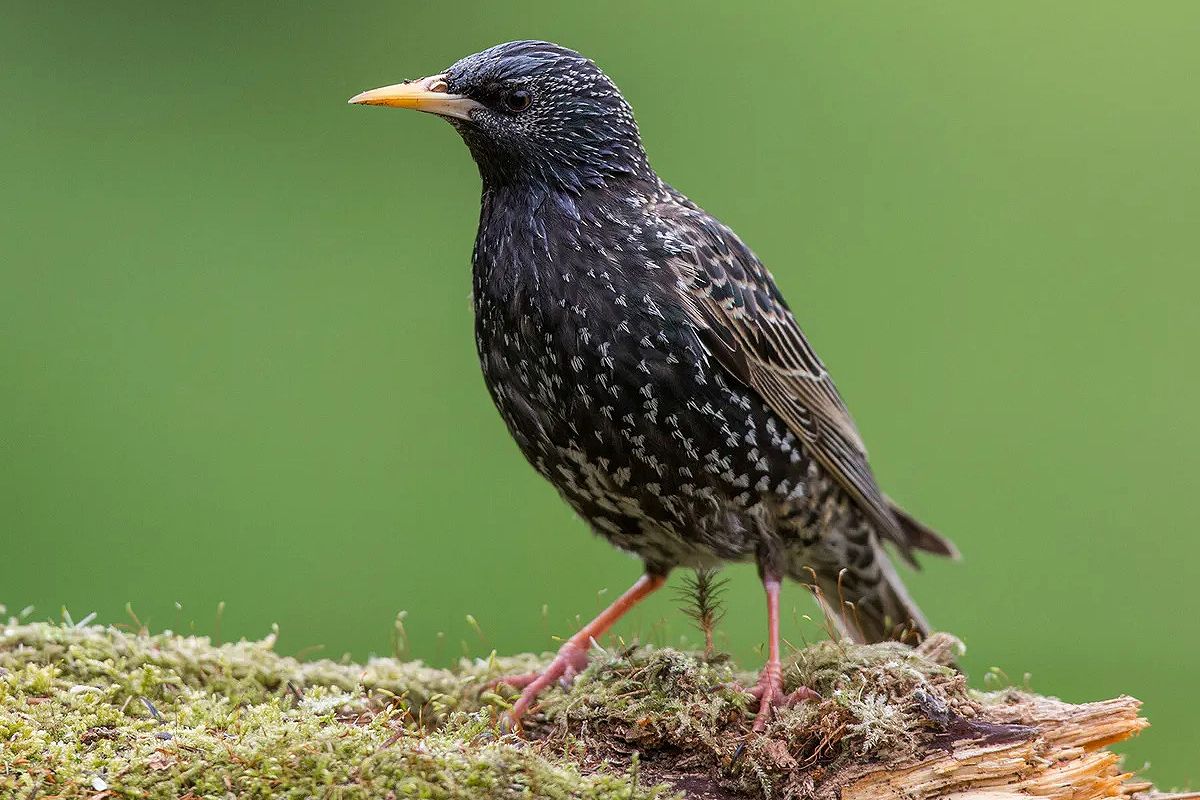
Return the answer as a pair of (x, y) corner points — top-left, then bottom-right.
(0, 619), (1189, 800)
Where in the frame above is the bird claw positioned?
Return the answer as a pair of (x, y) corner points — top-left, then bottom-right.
(485, 672), (540, 692)
(487, 640), (591, 732)
(745, 662), (819, 731)
(558, 662), (582, 689)
(497, 709), (522, 735)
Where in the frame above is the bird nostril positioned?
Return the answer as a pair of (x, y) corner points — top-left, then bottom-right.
(428, 78), (449, 93)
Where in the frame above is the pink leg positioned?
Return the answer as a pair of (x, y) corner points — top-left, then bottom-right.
(748, 573), (819, 731)
(493, 573), (666, 729)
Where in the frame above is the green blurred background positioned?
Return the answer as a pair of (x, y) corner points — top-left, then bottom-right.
(3, 1), (1197, 786)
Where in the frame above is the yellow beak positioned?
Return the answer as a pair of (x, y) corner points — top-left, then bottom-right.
(347, 74), (481, 121)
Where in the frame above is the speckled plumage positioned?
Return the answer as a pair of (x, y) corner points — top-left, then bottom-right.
(360, 41), (956, 646)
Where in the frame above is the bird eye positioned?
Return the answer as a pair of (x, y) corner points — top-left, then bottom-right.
(504, 89), (532, 112)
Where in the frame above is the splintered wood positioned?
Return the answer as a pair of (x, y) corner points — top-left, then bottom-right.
(836, 693), (1171, 800)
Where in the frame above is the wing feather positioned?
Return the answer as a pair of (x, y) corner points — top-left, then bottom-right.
(660, 203), (919, 557)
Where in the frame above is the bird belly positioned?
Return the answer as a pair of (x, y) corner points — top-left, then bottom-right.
(475, 292), (844, 573)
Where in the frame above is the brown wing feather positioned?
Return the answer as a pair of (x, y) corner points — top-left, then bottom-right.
(661, 203), (927, 560)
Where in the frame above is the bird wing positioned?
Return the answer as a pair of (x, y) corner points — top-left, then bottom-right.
(659, 202), (920, 558)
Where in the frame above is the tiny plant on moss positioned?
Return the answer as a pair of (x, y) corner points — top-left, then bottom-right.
(675, 568), (729, 658)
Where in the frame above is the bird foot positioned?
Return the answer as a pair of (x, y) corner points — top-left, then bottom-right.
(485, 671), (539, 692)
(746, 661), (820, 732)
(488, 640), (590, 732)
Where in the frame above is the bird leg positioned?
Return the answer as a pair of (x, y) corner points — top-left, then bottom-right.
(491, 572), (666, 729)
(748, 572), (819, 731)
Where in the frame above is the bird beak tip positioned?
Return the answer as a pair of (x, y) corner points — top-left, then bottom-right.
(344, 77), (481, 121)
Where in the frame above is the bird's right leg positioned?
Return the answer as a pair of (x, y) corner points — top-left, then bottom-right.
(489, 572), (666, 729)
(747, 571), (820, 730)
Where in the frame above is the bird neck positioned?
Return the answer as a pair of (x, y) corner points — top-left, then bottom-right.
(472, 174), (660, 302)
(466, 140), (654, 196)
(477, 174), (660, 238)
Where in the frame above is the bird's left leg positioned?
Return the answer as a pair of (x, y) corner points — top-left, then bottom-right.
(491, 572), (666, 729)
(748, 572), (819, 731)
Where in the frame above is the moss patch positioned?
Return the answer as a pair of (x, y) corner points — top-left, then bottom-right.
(0, 622), (665, 799)
(530, 637), (974, 798)
(2, 619), (977, 799)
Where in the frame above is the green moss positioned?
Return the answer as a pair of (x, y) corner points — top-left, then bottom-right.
(1, 622), (667, 799)
(531, 636), (971, 798)
(1, 619), (973, 799)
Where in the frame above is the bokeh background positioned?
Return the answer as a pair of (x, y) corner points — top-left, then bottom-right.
(3, 1), (1197, 786)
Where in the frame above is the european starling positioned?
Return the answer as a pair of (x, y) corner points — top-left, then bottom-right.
(350, 41), (957, 729)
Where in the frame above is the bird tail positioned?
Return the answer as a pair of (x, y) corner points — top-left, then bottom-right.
(886, 497), (960, 562)
(809, 542), (932, 645)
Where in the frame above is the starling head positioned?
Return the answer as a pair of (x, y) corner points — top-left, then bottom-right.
(349, 40), (650, 191)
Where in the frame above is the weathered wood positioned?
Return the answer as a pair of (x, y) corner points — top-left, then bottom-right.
(832, 694), (1164, 800)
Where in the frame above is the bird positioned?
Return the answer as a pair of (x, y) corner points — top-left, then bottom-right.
(349, 40), (957, 731)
